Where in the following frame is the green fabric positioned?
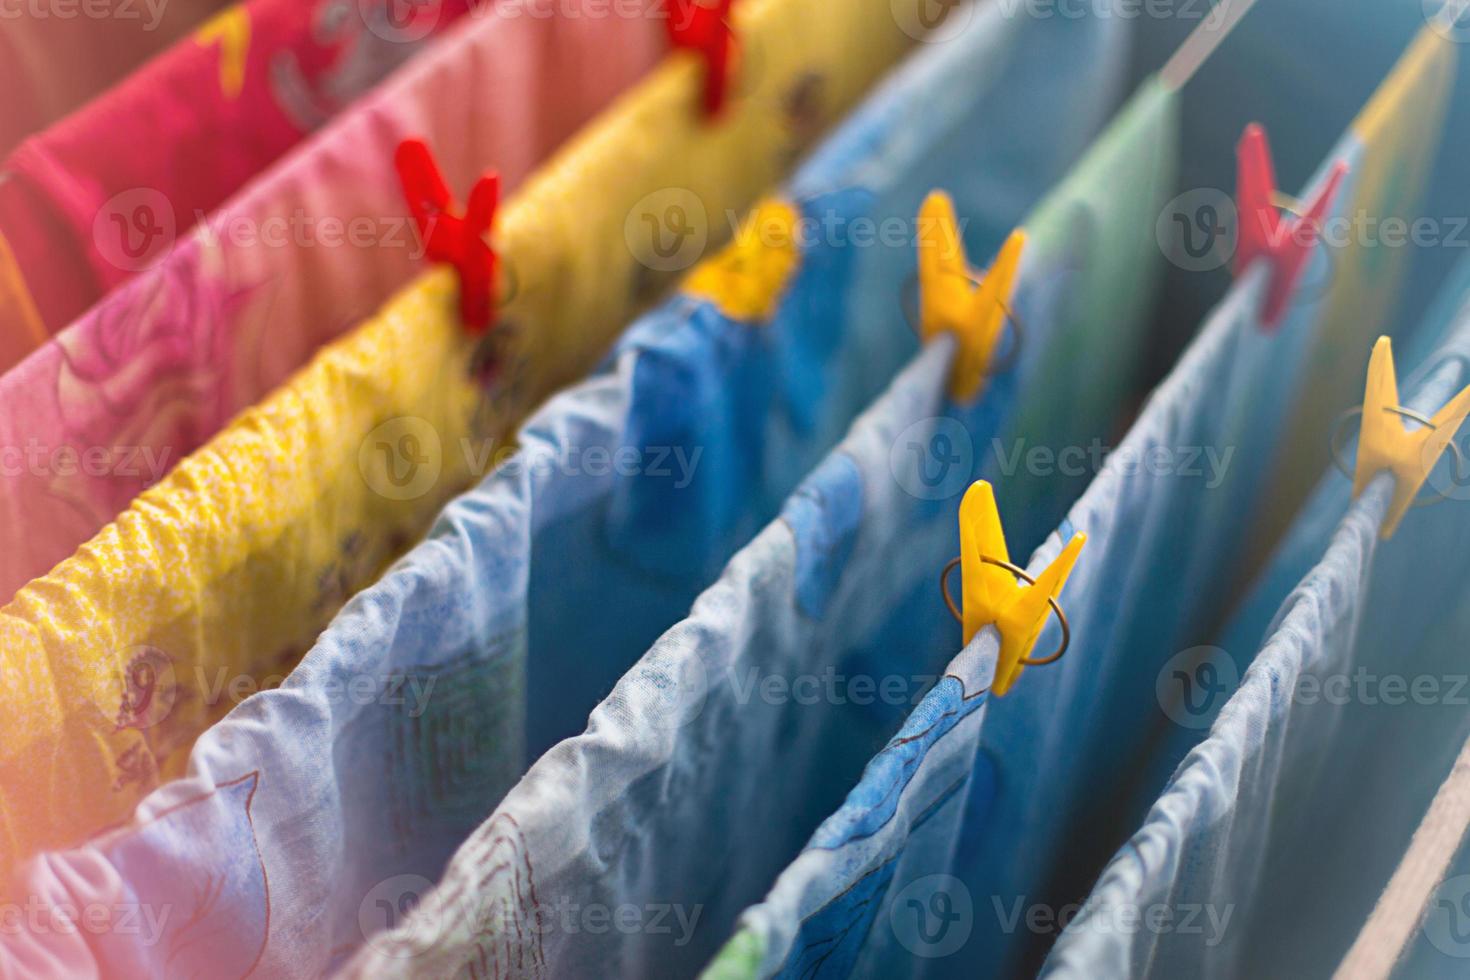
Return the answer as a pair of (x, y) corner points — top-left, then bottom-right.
(1002, 76), (1181, 549)
(704, 928), (765, 980)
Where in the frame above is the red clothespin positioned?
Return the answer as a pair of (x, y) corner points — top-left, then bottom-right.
(395, 138), (499, 333)
(665, 0), (736, 118)
(1234, 123), (1347, 330)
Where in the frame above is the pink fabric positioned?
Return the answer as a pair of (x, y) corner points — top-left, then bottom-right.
(0, 0), (666, 604)
(0, 0), (473, 334)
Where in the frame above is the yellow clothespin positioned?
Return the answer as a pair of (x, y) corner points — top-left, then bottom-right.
(684, 198), (802, 322)
(917, 191), (1025, 403)
(1351, 336), (1470, 539)
(951, 481), (1084, 696)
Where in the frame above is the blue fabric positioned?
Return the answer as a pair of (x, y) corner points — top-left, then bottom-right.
(342, 69), (1179, 980)
(1223, 250), (1470, 664)
(1043, 274), (1470, 979)
(340, 338), (976, 978)
(0, 6), (1124, 978)
(527, 0), (1123, 764)
(717, 121), (1360, 980)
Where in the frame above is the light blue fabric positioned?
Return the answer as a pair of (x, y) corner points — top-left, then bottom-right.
(340, 66), (1180, 979)
(712, 124), (1360, 980)
(529, 0), (1123, 763)
(337, 339), (983, 978)
(1222, 251), (1470, 662)
(1042, 278), (1470, 979)
(0, 7), (1124, 979)
(1115, 256), (1470, 863)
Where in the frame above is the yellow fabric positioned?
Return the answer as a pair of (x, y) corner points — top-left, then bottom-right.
(1301, 26), (1455, 437)
(0, 228), (47, 374)
(0, 0), (923, 874)
(195, 7), (253, 100)
(683, 198), (802, 321)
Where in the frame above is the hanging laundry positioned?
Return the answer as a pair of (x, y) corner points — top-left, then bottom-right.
(1134, 0), (1456, 376)
(705, 20), (1465, 975)
(0, 0), (478, 364)
(0, 0), (928, 882)
(342, 66), (1178, 978)
(4, 2), (1467, 977)
(1043, 276), (1470, 978)
(0, 0), (667, 609)
(711, 251), (1332, 980)
(0, 6), (1121, 974)
(1044, 25), (1464, 906)
(0, 0), (230, 154)
(1256, 26), (1458, 575)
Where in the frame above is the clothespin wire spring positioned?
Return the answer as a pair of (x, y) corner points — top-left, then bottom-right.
(940, 554), (1071, 667)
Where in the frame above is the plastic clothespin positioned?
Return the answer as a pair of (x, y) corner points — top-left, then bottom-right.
(394, 138), (500, 334)
(683, 198), (801, 322)
(1234, 123), (1348, 330)
(1351, 336), (1470, 539)
(665, 0), (736, 118)
(958, 482), (1084, 697)
(917, 191), (1025, 403)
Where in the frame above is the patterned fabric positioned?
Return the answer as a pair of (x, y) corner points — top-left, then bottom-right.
(342, 73), (1175, 980)
(0, 6), (1119, 974)
(1043, 278), (1470, 979)
(0, 0), (229, 155)
(0, 0), (473, 353)
(0, 0), (666, 609)
(0, 0), (923, 883)
(0, 231), (45, 373)
(709, 86), (1395, 980)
